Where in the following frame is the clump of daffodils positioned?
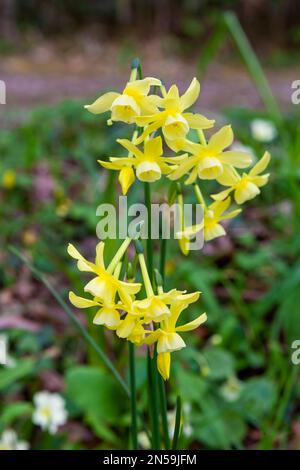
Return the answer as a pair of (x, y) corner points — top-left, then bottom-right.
(69, 238), (206, 380)
(69, 62), (270, 381)
(32, 391), (68, 434)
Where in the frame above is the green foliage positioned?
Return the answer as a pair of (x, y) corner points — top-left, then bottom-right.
(66, 366), (124, 444)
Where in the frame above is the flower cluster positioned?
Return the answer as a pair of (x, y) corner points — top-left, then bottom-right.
(69, 238), (206, 380)
(86, 70), (270, 254)
(69, 64), (270, 381)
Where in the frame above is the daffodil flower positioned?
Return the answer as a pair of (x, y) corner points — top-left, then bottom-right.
(212, 151), (270, 204)
(69, 262), (123, 329)
(177, 196), (241, 253)
(145, 291), (207, 380)
(168, 125), (252, 184)
(99, 136), (186, 194)
(134, 78), (214, 144)
(84, 77), (161, 124)
(67, 238), (141, 305)
(116, 314), (146, 345)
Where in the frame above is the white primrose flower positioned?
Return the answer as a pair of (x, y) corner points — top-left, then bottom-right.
(0, 429), (29, 450)
(250, 119), (277, 143)
(32, 391), (68, 434)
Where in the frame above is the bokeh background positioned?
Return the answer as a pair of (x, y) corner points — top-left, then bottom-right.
(1, 0), (300, 450)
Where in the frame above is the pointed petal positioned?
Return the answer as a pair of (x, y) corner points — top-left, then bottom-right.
(184, 166), (198, 185)
(209, 125), (233, 152)
(211, 187), (233, 201)
(249, 151), (270, 176)
(183, 112), (215, 130)
(84, 92), (119, 114)
(216, 165), (239, 186)
(67, 244), (94, 272)
(69, 291), (99, 309)
(168, 156), (199, 181)
(176, 312), (207, 332)
(125, 77), (161, 95)
(179, 78), (200, 111)
(117, 139), (144, 159)
(95, 241), (105, 268)
(144, 136), (163, 158)
(219, 151), (252, 168)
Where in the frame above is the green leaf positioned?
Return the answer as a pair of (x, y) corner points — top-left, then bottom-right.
(0, 402), (33, 431)
(202, 347), (235, 380)
(66, 366), (124, 441)
(0, 359), (35, 390)
(236, 377), (277, 424)
(193, 396), (247, 449)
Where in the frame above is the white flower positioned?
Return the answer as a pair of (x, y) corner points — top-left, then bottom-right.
(0, 429), (29, 450)
(32, 391), (68, 434)
(250, 119), (277, 143)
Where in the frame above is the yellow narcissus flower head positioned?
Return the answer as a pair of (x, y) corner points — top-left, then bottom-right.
(169, 125), (253, 184)
(69, 290), (122, 330)
(98, 136), (186, 194)
(84, 77), (161, 124)
(67, 238), (141, 305)
(177, 195), (241, 251)
(135, 78), (214, 145)
(145, 291), (206, 380)
(203, 198), (241, 241)
(213, 151), (271, 205)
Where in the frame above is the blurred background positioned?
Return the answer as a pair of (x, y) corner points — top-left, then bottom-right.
(1, 0), (300, 450)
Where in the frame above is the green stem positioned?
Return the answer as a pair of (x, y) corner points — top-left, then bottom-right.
(9, 246), (130, 397)
(158, 238), (170, 450)
(144, 182), (153, 279)
(159, 238), (167, 285)
(128, 342), (138, 449)
(147, 349), (160, 449)
(144, 180), (160, 449)
(158, 377), (170, 449)
(171, 396), (182, 450)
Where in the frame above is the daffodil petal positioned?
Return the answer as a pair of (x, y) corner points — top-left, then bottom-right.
(209, 125), (233, 152)
(179, 77), (200, 111)
(249, 151), (270, 177)
(219, 151), (252, 168)
(183, 112), (215, 130)
(144, 136), (163, 158)
(69, 291), (99, 309)
(84, 92), (120, 114)
(176, 312), (207, 332)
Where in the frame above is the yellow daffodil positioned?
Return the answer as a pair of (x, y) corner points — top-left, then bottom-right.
(69, 263), (123, 329)
(98, 136), (185, 194)
(116, 314), (146, 345)
(145, 291), (206, 380)
(177, 195), (241, 254)
(84, 77), (161, 124)
(168, 125), (252, 184)
(135, 78), (214, 144)
(212, 151), (270, 204)
(67, 238), (141, 305)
